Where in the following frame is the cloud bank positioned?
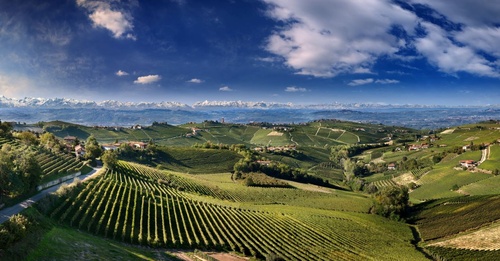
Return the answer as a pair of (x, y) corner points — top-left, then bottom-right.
(263, 0), (500, 78)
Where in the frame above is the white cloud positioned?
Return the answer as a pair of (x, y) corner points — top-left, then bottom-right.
(375, 79), (399, 84)
(353, 67), (375, 74)
(77, 0), (135, 39)
(348, 78), (374, 86)
(263, 0), (418, 77)
(116, 70), (129, 76)
(219, 86), (232, 91)
(187, 78), (203, 83)
(415, 22), (499, 77)
(134, 75), (161, 84)
(410, 1), (500, 76)
(285, 86), (308, 92)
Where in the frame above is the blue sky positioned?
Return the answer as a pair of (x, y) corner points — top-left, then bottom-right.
(0, 0), (499, 106)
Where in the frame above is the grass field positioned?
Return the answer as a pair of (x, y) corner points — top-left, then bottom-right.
(480, 144), (500, 171)
(250, 129), (291, 146)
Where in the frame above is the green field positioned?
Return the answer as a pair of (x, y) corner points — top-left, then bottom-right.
(45, 161), (427, 260)
(480, 144), (500, 171)
(155, 147), (242, 174)
(410, 150), (486, 200)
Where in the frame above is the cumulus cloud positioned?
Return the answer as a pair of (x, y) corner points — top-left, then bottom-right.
(415, 22), (498, 77)
(116, 70), (129, 76)
(134, 75), (161, 84)
(187, 78), (203, 83)
(219, 86), (232, 91)
(285, 86), (308, 92)
(348, 78), (374, 86)
(263, 0), (418, 77)
(77, 0), (135, 39)
(375, 79), (399, 84)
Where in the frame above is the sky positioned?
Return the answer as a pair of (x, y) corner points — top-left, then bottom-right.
(0, 0), (499, 106)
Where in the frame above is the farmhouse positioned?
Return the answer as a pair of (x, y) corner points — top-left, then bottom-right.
(408, 143), (429, 151)
(75, 144), (85, 158)
(102, 143), (120, 151)
(129, 141), (147, 150)
(459, 160), (477, 168)
(387, 163), (396, 171)
(256, 160), (272, 166)
(408, 144), (421, 151)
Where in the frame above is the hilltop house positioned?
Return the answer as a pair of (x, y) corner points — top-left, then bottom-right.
(459, 160), (477, 168)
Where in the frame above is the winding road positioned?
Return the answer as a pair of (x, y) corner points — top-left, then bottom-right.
(0, 167), (103, 224)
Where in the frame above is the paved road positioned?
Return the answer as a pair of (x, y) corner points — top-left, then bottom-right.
(0, 167), (103, 224)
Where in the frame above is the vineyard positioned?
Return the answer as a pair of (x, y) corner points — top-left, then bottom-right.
(413, 195), (500, 241)
(49, 161), (427, 260)
(370, 179), (397, 190)
(35, 150), (86, 183)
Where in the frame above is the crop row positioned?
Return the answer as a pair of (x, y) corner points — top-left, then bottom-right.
(120, 162), (240, 202)
(35, 151), (84, 180)
(51, 162), (372, 260)
(415, 195), (500, 241)
(411, 167), (432, 179)
(371, 179), (397, 189)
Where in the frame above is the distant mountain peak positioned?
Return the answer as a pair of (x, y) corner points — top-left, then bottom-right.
(0, 96), (496, 110)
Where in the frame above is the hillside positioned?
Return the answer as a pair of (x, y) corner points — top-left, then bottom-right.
(44, 161), (427, 260)
(4, 119), (500, 260)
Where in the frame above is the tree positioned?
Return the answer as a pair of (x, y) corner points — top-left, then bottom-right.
(39, 132), (62, 152)
(15, 151), (42, 192)
(102, 150), (118, 170)
(372, 185), (409, 221)
(0, 121), (12, 138)
(244, 176), (255, 186)
(84, 135), (102, 160)
(118, 142), (134, 157)
(17, 131), (38, 146)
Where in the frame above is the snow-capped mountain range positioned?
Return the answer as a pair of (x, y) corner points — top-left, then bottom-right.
(0, 96), (496, 110)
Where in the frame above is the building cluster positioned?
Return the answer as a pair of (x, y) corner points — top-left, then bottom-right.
(253, 145), (296, 153)
(62, 135), (148, 158)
